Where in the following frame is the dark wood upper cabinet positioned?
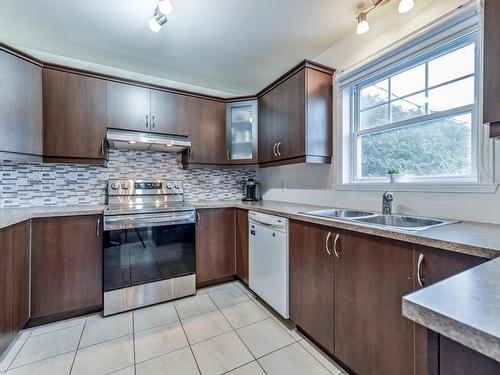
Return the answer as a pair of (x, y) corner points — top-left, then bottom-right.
(184, 97), (227, 166)
(195, 208), (236, 286)
(43, 69), (107, 162)
(107, 81), (151, 132)
(289, 220), (335, 354)
(334, 231), (414, 375)
(258, 61), (333, 166)
(235, 209), (249, 285)
(150, 89), (190, 135)
(484, 0), (500, 136)
(0, 48), (42, 159)
(0, 221), (30, 356)
(413, 245), (487, 375)
(31, 215), (103, 321)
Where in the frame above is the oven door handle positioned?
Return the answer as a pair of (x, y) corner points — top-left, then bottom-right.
(104, 214), (195, 230)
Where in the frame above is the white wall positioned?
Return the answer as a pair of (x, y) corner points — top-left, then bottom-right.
(258, 0), (500, 225)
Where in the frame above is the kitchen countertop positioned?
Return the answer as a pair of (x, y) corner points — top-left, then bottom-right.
(2, 200), (500, 361)
(403, 257), (500, 362)
(0, 205), (107, 229)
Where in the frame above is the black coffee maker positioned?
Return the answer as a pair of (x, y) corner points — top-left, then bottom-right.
(243, 179), (261, 201)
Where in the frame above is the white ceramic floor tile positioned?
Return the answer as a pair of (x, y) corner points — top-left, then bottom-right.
(208, 286), (249, 309)
(191, 331), (253, 375)
(236, 318), (295, 358)
(174, 294), (218, 320)
(71, 335), (134, 375)
(108, 366), (135, 375)
(79, 312), (133, 348)
(134, 321), (188, 363)
(258, 343), (331, 375)
(133, 302), (179, 333)
(136, 347), (200, 375)
(235, 283), (257, 299)
(30, 316), (86, 337)
(0, 332), (30, 371)
(220, 300), (269, 329)
(203, 282), (237, 293)
(225, 361), (266, 375)
(5, 351), (74, 375)
(10, 324), (82, 368)
(182, 310), (232, 344)
(299, 339), (344, 375)
(271, 316), (302, 341)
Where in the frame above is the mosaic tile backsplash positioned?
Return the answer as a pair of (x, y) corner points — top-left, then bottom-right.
(0, 149), (256, 208)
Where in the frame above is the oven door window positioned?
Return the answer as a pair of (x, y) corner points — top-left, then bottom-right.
(103, 223), (195, 292)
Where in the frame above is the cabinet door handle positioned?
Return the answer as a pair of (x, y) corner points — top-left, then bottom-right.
(276, 142), (282, 156)
(100, 139), (105, 155)
(96, 218), (101, 236)
(227, 149), (230, 161)
(152, 115), (155, 128)
(325, 232), (332, 256)
(417, 253), (425, 287)
(273, 143), (277, 156)
(196, 212), (200, 226)
(333, 233), (340, 258)
(146, 115), (149, 128)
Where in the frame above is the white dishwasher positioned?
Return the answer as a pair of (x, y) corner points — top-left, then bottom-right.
(248, 211), (289, 318)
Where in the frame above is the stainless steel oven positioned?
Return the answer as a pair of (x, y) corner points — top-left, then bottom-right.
(103, 180), (196, 316)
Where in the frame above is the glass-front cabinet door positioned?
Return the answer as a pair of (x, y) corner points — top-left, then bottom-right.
(226, 100), (258, 164)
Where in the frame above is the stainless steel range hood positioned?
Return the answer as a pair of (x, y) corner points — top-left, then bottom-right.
(106, 129), (191, 153)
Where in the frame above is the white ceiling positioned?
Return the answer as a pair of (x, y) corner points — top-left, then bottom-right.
(0, 0), (374, 96)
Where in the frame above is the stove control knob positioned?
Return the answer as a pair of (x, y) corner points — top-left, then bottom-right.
(166, 183), (172, 189)
(174, 183), (181, 189)
(111, 182), (120, 190)
(121, 183), (129, 190)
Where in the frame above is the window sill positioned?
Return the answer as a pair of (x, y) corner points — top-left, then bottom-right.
(335, 182), (498, 194)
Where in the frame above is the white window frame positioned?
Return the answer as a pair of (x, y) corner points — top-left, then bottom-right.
(335, 3), (497, 194)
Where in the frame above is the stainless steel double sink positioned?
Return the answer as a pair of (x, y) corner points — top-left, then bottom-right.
(303, 209), (457, 231)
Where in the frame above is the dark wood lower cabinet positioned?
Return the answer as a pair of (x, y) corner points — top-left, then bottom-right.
(195, 208), (236, 286)
(0, 221), (30, 355)
(289, 221), (335, 354)
(439, 336), (500, 375)
(335, 231), (414, 375)
(235, 209), (249, 285)
(413, 246), (487, 375)
(31, 215), (103, 321)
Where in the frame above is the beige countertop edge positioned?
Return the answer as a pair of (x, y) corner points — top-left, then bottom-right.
(1, 201), (499, 259)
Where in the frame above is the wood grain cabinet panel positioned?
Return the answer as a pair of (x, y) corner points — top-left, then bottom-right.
(184, 97), (226, 165)
(289, 220), (335, 354)
(0, 221), (30, 355)
(0, 226), (14, 354)
(334, 231), (414, 375)
(11, 221), (30, 334)
(0, 49), (42, 157)
(31, 215), (103, 320)
(43, 69), (107, 162)
(413, 245), (487, 375)
(107, 81), (151, 132)
(484, 0), (500, 135)
(258, 63), (333, 166)
(195, 208), (235, 286)
(150, 89), (190, 135)
(439, 336), (500, 375)
(235, 209), (249, 285)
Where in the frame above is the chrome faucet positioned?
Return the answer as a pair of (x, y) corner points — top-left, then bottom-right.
(382, 191), (394, 215)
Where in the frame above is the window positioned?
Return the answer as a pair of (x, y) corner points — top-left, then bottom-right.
(333, 0), (500, 193)
(350, 35), (478, 183)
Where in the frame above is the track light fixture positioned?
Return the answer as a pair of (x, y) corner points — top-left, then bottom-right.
(355, 0), (415, 35)
(148, 0), (173, 33)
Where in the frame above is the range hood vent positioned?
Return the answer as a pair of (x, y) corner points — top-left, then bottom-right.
(106, 129), (191, 153)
